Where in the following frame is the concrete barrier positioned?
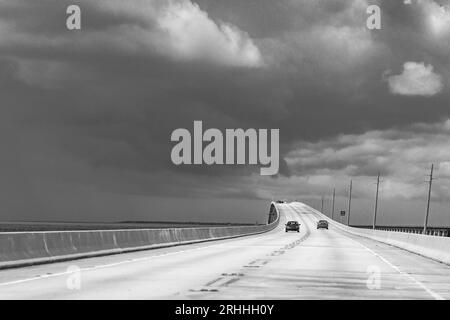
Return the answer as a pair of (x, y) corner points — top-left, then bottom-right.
(0, 203), (280, 269)
(309, 205), (450, 265)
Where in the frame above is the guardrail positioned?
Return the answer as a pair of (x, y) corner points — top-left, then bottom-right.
(308, 206), (450, 265)
(0, 203), (280, 270)
(351, 225), (449, 237)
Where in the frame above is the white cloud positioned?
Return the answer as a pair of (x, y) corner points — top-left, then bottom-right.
(387, 61), (443, 96)
(155, 0), (262, 67)
(424, 1), (450, 36)
(0, 0), (262, 68)
(285, 119), (450, 200)
(438, 162), (450, 177)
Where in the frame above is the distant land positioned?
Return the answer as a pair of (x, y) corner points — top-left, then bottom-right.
(0, 220), (261, 233)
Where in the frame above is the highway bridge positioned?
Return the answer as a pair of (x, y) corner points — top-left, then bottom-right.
(1, 202), (450, 299)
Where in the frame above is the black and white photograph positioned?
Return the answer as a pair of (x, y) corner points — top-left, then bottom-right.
(1, 0), (450, 308)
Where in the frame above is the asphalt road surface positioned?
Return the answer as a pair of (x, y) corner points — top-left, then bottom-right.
(1, 202), (450, 299)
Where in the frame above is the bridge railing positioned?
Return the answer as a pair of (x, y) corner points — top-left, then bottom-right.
(0, 203), (280, 270)
(351, 225), (450, 237)
(310, 206), (450, 265)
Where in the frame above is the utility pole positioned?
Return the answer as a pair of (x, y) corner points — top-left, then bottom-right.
(373, 173), (380, 230)
(347, 180), (353, 226)
(321, 196), (324, 213)
(331, 188), (336, 221)
(424, 164), (434, 235)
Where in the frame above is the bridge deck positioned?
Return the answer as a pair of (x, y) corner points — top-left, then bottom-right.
(0, 203), (449, 299)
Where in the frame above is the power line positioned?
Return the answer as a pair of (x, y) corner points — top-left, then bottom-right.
(331, 188), (336, 221)
(321, 195), (324, 213)
(424, 164), (434, 234)
(347, 180), (353, 226)
(373, 172), (381, 230)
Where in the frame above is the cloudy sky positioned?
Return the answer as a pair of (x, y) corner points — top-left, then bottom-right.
(0, 0), (449, 225)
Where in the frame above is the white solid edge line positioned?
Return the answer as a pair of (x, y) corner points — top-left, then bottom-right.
(351, 236), (445, 300)
(290, 202), (445, 300)
(0, 224), (282, 288)
(0, 244), (220, 287)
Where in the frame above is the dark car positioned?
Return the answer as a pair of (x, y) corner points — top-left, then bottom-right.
(317, 220), (328, 229)
(285, 221), (300, 232)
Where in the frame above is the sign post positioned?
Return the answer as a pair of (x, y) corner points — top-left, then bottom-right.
(340, 210), (346, 224)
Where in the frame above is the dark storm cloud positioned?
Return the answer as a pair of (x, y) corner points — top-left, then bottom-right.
(0, 0), (449, 222)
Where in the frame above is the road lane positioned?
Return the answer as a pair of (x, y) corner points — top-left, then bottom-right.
(185, 203), (450, 299)
(0, 204), (300, 299)
(0, 202), (449, 299)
